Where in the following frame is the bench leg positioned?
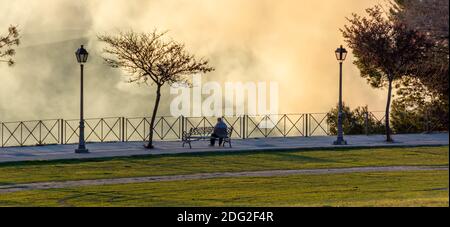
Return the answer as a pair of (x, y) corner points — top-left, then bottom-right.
(222, 140), (232, 148)
(182, 141), (192, 149)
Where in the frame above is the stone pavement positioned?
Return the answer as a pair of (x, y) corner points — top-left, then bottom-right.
(0, 133), (448, 163)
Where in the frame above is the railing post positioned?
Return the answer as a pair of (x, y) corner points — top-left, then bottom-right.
(305, 114), (309, 137)
(264, 115), (268, 137)
(181, 115), (185, 140)
(121, 117), (125, 142)
(60, 119), (64, 144)
(365, 111), (369, 136)
(100, 118), (104, 142)
(246, 115), (248, 139)
(39, 120), (42, 145)
(20, 122), (23, 146)
(185, 116), (188, 135)
(242, 115), (246, 139)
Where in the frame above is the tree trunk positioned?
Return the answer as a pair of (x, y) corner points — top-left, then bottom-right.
(145, 85), (162, 149)
(385, 79), (394, 142)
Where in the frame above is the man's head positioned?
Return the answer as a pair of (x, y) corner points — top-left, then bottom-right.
(217, 118), (223, 123)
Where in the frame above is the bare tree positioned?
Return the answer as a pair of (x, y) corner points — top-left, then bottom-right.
(341, 6), (431, 142)
(99, 30), (214, 149)
(0, 25), (20, 66)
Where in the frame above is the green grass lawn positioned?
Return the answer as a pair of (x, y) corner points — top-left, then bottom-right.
(0, 146), (448, 185)
(0, 171), (447, 207)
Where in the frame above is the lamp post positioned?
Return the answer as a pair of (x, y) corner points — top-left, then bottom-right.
(334, 45), (348, 145)
(75, 45), (89, 153)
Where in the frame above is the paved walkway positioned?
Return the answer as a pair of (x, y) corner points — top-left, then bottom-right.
(0, 133), (448, 163)
(0, 166), (447, 194)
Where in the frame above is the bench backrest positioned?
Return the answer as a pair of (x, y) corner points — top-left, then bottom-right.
(226, 127), (233, 137)
(189, 127), (214, 136)
(188, 127), (234, 137)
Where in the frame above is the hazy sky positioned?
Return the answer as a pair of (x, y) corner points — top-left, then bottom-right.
(0, 0), (387, 121)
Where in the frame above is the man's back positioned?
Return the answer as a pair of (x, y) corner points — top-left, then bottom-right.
(214, 121), (228, 137)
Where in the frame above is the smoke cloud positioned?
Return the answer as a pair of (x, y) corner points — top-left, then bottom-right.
(1, 0), (387, 122)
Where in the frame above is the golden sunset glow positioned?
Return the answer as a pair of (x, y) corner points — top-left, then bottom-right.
(1, 0), (385, 121)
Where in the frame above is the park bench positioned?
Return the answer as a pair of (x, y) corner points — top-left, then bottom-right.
(182, 127), (233, 149)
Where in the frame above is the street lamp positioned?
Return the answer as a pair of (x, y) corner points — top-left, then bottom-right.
(75, 45), (89, 153)
(334, 45), (348, 145)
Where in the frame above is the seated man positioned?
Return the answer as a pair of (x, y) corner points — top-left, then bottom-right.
(210, 118), (228, 147)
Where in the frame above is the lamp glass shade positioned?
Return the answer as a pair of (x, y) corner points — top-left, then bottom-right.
(75, 45), (89, 63)
(335, 46), (348, 62)
(341, 49), (347, 61)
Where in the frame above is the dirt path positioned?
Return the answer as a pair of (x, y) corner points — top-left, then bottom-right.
(0, 166), (447, 194)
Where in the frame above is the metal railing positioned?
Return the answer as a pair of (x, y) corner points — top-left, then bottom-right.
(1, 112), (447, 147)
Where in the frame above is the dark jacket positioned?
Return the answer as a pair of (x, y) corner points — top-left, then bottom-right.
(213, 121), (228, 137)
